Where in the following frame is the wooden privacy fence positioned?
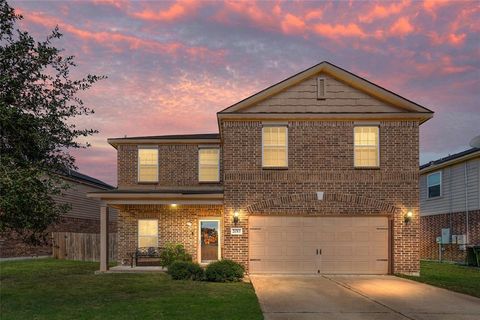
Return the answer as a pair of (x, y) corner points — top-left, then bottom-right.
(52, 232), (117, 262)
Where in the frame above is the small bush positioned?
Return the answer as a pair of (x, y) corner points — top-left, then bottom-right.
(167, 261), (204, 281)
(205, 259), (244, 282)
(159, 243), (192, 268)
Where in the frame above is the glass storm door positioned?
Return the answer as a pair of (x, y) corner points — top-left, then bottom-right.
(200, 220), (220, 263)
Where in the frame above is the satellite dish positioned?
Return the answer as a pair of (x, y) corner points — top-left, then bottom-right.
(470, 135), (480, 148)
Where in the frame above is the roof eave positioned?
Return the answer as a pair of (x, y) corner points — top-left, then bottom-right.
(108, 138), (221, 148)
(420, 150), (480, 174)
(217, 112), (433, 124)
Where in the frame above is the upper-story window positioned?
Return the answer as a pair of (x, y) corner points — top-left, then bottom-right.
(427, 171), (441, 198)
(354, 126), (379, 167)
(198, 148), (220, 182)
(138, 147), (158, 182)
(262, 126), (288, 168)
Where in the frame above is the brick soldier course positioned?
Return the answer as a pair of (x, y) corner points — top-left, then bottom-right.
(89, 61), (434, 275)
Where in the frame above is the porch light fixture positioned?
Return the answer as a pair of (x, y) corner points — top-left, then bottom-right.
(404, 211), (413, 224)
(171, 204), (177, 208)
(233, 211), (239, 225)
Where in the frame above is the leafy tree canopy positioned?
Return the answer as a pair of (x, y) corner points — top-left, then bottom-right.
(0, 0), (105, 244)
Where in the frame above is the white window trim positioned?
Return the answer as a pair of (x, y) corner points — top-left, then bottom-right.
(137, 219), (158, 248)
(198, 218), (221, 264)
(137, 146), (159, 183)
(427, 171), (442, 198)
(198, 147), (220, 183)
(354, 126), (380, 168)
(262, 125), (288, 168)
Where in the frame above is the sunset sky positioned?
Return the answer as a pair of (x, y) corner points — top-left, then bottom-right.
(11, 0), (479, 186)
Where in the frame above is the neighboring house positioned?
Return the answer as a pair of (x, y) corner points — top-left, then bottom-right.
(89, 61), (433, 275)
(420, 148), (480, 262)
(0, 170), (116, 258)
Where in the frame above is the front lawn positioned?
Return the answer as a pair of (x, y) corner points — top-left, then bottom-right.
(400, 260), (480, 298)
(0, 259), (263, 320)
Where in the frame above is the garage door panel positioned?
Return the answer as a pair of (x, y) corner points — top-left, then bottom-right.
(265, 246), (283, 258)
(249, 216), (389, 275)
(249, 231), (265, 243)
(267, 231), (283, 242)
(286, 232), (301, 241)
(320, 232), (335, 241)
(336, 231), (353, 242)
(354, 231), (370, 242)
(285, 217), (302, 227)
(303, 231), (316, 241)
(370, 217), (389, 227)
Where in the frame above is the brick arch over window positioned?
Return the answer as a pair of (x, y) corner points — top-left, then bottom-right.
(245, 192), (400, 215)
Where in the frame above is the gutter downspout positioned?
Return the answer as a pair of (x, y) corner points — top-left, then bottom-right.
(464, 162), (469, 245)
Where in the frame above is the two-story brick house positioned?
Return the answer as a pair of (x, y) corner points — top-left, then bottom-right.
(89, 62), (433, 275)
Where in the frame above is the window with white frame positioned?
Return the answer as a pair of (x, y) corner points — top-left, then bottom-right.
(427, 171), (441, 198)
(199, 148), (220, 182)
(138, 219), (158, 248)
(262, 126), (288, 167)
(354, 126), (379, 167)
(138, 148), (158, 182)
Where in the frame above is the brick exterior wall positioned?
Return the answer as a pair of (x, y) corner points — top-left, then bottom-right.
(116, 204), (223, 265)
(113, 120), (421, 275)
(220, 120), (420, 275)
(117, 144), (222, 189)
(420, 210), (480, 262)
(0, 217), (117, 258)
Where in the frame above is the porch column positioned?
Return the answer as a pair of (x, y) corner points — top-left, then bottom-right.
(100, 204), (109, 272)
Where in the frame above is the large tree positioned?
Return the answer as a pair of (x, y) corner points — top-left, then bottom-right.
(0, 0), (104, 244)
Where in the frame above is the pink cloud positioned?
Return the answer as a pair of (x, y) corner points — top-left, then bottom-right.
(220, 0), (278, 30)
(389, 17), (414, 37)
(313, 23), (366, 39)
(132, 0), (199, 22)
(359, 0), (411, 23)
(19, 9), (225, 60)
(305, 10), (323, 21)
(281, 13), (306, 35)
(423, 0), (451, 15)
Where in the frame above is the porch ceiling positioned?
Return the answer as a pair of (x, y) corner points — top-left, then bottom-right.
(87, 189), (224, 205)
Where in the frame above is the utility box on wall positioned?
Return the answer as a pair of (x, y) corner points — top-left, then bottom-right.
(441, 228), (450, 244)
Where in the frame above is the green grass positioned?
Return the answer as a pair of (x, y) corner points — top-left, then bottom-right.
(0, 259), (263, 320)
(400, 260), (480, 298)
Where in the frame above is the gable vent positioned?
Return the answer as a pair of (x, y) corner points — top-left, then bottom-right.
(317, 77), (326, 100)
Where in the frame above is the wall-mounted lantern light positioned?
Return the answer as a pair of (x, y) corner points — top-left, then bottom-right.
(171, 204), (177, 208)
(233, 211), (239, 225)
(404, 211), (413, 224)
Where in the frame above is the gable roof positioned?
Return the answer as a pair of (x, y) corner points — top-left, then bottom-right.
(420, 147), (480, 173)
(218, 61), (433, 123)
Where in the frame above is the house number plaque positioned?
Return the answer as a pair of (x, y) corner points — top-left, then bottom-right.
(231, 227), (243, 235)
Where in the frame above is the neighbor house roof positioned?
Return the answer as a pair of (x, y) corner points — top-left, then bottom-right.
(420, 147), (480, 174)
(108, 133), (220, 148)
(217, 61), (433, 123)
(62, 169), (114, 190)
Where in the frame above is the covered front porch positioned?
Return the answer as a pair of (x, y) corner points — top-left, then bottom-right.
(87, 189), (224, 272)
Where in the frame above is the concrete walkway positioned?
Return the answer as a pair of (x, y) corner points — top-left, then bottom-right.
(251, 275), (480, 320)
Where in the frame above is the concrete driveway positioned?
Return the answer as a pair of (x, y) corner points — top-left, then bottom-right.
(251, 275), (480, 320)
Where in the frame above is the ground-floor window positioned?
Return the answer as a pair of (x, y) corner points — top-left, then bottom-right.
(138, 219), (158, 248)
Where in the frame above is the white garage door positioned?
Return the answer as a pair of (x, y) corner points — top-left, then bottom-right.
(249, 216), (389, 274)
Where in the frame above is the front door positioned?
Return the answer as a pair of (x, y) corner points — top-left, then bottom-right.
(199, 220), (220, 263)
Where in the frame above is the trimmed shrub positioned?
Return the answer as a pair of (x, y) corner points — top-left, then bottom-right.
(167, 261), (204, 281)
(159, 243), (192, 268)
(205, 259), (244, 282)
